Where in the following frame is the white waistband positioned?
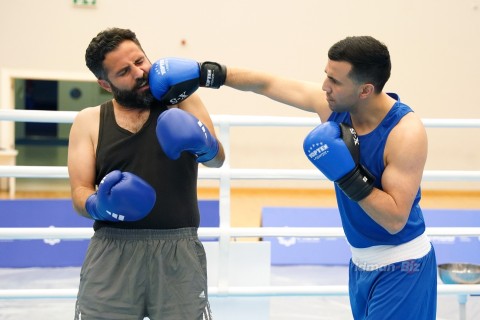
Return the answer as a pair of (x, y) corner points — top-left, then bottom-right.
(350, 232), (431, 271)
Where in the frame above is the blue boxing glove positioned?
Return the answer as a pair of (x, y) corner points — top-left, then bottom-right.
(149, 57), (226, 106)
(156, 108), (219, 163)
(303, 122), (375, 202)
(149, 57), (200, 105)
(85, 170), (156, 221)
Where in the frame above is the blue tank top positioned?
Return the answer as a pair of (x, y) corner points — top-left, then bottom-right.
(328, 93), (425, 248)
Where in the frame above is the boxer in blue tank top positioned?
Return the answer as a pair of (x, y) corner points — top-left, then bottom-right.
(180, 35), (437, 319)
(327, 96), (437, 320)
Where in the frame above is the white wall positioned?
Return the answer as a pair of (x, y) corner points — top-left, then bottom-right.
(1, 0), (479, 190)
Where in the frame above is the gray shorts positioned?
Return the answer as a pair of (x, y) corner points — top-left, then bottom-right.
(74, 227), (212, 320)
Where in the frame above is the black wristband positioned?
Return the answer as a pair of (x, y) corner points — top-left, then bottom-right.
(335, 165), (375, 202)
(199, 61), (227, 88)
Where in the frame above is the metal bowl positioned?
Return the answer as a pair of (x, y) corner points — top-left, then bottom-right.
(438, 263), (480, 284)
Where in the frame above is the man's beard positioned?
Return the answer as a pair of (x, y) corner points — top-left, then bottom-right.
(109, 78), (157, 110)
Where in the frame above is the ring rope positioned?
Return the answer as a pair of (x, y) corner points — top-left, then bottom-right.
(1, 166), (480, 181)
(2, 109), (480, 127)
(1, 227), (480, 240)
(0, 285), (479, 299)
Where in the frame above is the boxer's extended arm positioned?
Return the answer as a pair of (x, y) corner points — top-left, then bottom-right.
(224, 67), (330, 120)
(148, 57), (330, 121)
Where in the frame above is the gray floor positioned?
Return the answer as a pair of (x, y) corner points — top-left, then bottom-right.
(0, 265), (479, 320)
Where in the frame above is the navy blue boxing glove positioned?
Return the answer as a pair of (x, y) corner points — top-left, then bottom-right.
(303, 122), (375, 201)
(156, 108), (219, 163)
(149, 57), (226, 105)
(85, 170), (156, 221)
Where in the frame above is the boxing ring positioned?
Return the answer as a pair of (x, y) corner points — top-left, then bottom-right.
(1, 109), (480, 319)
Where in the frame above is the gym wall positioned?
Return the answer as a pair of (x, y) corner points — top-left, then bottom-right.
(0, 0), (479, 190)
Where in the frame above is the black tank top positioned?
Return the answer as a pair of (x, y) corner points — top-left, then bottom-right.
(93, 101), (200, 230)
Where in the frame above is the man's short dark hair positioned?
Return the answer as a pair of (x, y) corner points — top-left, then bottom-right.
(328, 36), (391, 93)
(85, 28), (143, 80)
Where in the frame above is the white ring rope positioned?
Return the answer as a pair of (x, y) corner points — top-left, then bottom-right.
(2, 109), (480, 127)
(1, 227), (480, 240)
(0, 109), (77, 123)
(1, 109), (479, 302)
(0, 285), (479, 299)
(1, 166), (480, 181)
